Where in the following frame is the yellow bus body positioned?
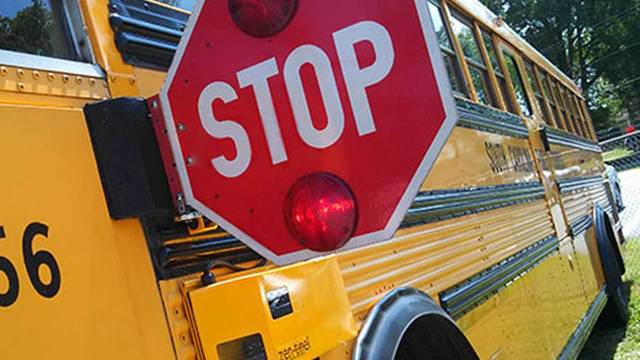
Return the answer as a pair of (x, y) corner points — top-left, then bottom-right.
(0, 0), (623, 359)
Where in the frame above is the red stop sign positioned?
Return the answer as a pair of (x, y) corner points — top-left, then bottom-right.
(160, 0), (457, 264)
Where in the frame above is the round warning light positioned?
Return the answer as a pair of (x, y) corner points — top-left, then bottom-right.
(228, 0), (299, 38)
(284, 173), (358, 252)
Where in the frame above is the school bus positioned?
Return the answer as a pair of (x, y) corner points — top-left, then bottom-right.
(0, 0), (627, 359)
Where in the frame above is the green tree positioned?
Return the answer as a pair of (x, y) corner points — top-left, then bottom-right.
(0, 0), (53, 56)
(480, 0), (640, 134)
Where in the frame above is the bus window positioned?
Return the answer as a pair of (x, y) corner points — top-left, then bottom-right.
(579, 99), (596, 139)
(501, 50), (532, 117)
(550, 80), (569, 131)
(480, 29), (514, 113)
(539, 72), (562, 128)
(426, 0), (468, 96)
(570, 94), (588, 138)
(558, 86), (577, 134)
(449, 11), (496, 107)
(524, 61), (552, 125)
(0, 0), (81, 61)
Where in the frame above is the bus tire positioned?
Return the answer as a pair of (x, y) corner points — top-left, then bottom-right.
(594, 206), (628, 327)
(353, 287), (479, 360)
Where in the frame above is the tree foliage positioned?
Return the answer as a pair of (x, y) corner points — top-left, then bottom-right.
(0, 0), (53, 57)
(480, 0), (640, 134)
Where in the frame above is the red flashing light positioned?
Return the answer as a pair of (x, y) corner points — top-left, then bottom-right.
(228, 0), (298, 38)
(284, 173), (358, 252)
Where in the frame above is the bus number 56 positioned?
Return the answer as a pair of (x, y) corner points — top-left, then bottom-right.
(0, 223), (61, 307)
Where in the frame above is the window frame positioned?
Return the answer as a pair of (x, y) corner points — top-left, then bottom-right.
(538, 70), (562, 128)
(426, 0), (469, 97)
(548, 79), (569, 131)
(447, 8), (498, 107)
(496, 42), (533, 117)
(0, 0), (98, 76)
(477, 27), (508, 111)
(523, 60), (554, 126)
(579, 99), (596, 139)
(569, 93), (589, 138)
(558, 86), (577, 134)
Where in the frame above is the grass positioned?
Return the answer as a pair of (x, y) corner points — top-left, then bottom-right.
(579, 239), (640, 360)
(603, 147), (635, 162)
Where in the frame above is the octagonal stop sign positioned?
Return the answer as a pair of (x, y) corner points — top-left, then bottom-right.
(159, 0), (457, 265)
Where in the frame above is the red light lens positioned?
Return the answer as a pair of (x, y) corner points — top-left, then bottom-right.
(285, 173), (358, 252)
(228, 0), (298, 38)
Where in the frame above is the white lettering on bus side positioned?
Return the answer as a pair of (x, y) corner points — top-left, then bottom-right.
(198, 20), (395, 178)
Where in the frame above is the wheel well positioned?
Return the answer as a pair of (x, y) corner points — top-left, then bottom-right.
(595, 206), (625, 277)
(395, 313), (478, 360)
(353, 287), (478, 360)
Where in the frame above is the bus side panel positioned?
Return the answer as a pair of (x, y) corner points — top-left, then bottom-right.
(0, 105), (173, 359)
(458, 238), (588, 359)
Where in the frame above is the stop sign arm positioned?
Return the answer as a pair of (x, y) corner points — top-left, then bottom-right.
(148, 95), (189, 214)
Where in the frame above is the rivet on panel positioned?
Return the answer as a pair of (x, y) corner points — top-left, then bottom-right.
(63, 75), (69, 83)
(187, 157), (194, 166)
(76, 76), (82, 84)
(17, 69), (24, 78)
(18, 83), (25, 92)
(129, 78), (136, 85)
(32, 71), (40, 80)
(0, 66), (8, 76)
(48, 73), (55, 81)
(89, 78), (96, 86)
(178, 123), (185, 132)
(110, 75), (117, 82)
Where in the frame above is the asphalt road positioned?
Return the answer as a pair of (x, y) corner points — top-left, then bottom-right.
(619, 168), (640, 239)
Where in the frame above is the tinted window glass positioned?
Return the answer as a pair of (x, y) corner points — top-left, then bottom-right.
(502, 51), (531, 116)
(450, 15), (483, 63)
(0, 0), (78, 60)
(481, 30), (501, 74)
(426, 1), (467, 95)
(427, 1), (454, 50)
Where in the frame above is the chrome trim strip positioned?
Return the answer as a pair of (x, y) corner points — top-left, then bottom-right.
(403, 182), (545, 226)
(558, 176), (604, 194)
(0, 49), (104, 78)
(439, 235), (559, 319)
(455, 97), (530, 138)
(546, 127), (602, 152)
(558, 287), (608, 360)
(571, 215), (594, 237)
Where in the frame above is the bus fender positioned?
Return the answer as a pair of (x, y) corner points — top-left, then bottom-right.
(594, 205), (628, 325)
(353, 287), (478, 360)
(594, 205), (625, 277)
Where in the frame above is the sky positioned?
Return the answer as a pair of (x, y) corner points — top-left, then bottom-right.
(1, 0), (51, 18)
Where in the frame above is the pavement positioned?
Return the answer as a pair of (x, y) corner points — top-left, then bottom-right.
(619, 168), (640, 239)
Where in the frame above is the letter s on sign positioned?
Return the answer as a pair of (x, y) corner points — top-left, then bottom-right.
(198, 82), (253, 178)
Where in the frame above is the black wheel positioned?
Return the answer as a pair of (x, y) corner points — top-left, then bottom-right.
(354, 287), (479, 360)
(395, 314), (479, 360)
(595, 207), (628, 326)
